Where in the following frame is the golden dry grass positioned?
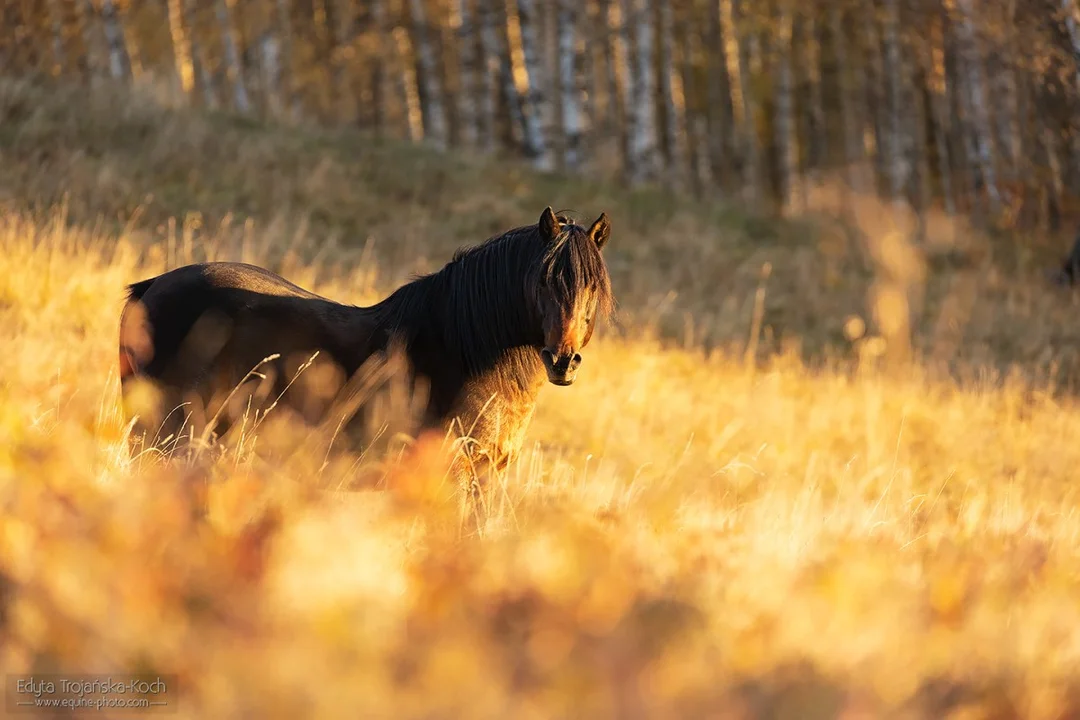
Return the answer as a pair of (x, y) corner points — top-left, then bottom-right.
(3, 204), (1080, 719)
(5, 79), (1080, 719)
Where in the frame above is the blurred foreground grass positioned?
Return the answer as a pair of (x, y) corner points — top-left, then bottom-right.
(2, 208), (1080, 719)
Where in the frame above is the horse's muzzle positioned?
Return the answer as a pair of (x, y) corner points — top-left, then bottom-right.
(541, 348), (582, 386)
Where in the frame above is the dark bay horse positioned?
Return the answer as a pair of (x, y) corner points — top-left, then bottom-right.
(118, 207), (614, 488)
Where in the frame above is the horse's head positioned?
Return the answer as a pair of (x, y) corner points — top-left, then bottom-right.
(532, 207), (613, 386)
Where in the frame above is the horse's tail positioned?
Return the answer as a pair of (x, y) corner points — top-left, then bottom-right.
(119, 276), (157, 382)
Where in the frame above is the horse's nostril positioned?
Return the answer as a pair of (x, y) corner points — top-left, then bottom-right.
(542, 348), (554, 364)
(572, 353), (583, 366)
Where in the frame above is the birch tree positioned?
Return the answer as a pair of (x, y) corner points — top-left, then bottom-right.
(406, 0), (449, 149)
(515, 0), (553, 169)
(557, 0), (584, 169)
(166, 0), (195, 98)
(215, 0), (252, 113)
(99, 0), (132, 81)
(625, 0), (660, 185)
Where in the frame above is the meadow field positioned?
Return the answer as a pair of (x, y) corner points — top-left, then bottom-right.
(4, 79), (1080, 718)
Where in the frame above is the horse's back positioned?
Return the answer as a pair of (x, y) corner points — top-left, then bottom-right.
(129, 262), (328, 303)
(118, 262), (371, 450)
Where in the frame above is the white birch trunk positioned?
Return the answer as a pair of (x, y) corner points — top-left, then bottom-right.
(515, 0), (553, 169)
(954, 0), (1000, 214)
(99, 0), (132, 81)
(625, 0), (659, 185)
(774, 5), (797, 213)
(260, 33), (283, 117)
(215, 0), (251, 113)
(557, 0), (584, 169)
(407, 0), (449, 149)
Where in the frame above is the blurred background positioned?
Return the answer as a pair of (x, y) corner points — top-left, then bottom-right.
(5, 0), (1080, 225)
(5, 2), (1080, 719)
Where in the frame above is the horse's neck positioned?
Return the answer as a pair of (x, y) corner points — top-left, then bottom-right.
(379, 253), (542, 380)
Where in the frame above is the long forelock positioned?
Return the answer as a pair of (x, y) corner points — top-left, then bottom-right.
(539, 224), (614, 319)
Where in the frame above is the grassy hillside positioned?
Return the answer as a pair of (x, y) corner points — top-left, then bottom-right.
(3, 78), (1080, 383)
(3, 79), (1080, 718)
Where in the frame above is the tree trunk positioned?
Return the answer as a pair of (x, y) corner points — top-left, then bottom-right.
(99, 0), (132, 81)
(514, 0), (553, 169)
(407, 0), (450, 149)
(393, 22), (425, 143)
(625, 0), (659, 185)
(260, 32), (283, 118)
(215, 0), (251, 113)
(166, 0), (195, 97)
(557, 0), (585, 169)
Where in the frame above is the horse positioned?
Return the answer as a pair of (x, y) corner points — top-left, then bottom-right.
(118, 206), (615, 494)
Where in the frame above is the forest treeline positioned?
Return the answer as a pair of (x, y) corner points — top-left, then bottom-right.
(4, 0), (1080, 231)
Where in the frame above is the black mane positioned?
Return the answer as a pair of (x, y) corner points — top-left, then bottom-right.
(368, 216), (613, 379)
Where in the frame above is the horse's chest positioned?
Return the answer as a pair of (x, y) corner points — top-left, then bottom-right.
(449, 382), (539, 462)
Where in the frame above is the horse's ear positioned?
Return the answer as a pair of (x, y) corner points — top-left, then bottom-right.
(538, 206), (561, 241)
(588, 212), (611, 249)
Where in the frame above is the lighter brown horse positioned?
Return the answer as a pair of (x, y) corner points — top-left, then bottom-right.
(118, 207), (614, 493)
